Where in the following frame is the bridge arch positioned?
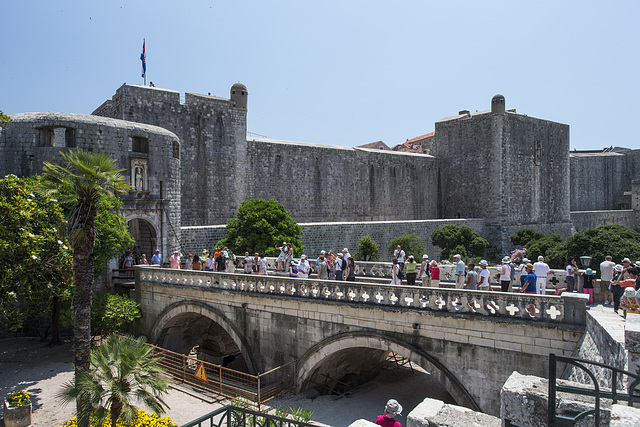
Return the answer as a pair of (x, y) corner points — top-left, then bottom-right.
(297, 331), (480, 412)
(150, 300), (258, 374)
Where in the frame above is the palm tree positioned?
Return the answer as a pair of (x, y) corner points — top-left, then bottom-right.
(58, 334), (171, 427)
(39, 148), (130, 427)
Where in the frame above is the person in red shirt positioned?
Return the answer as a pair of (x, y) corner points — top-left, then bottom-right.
(376, 399), (402, 427)
(429, 260), (441, 288)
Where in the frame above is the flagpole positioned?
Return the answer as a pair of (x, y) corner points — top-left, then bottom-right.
(143, 38), (146, 86)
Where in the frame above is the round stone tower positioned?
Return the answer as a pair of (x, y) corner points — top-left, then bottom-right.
(491, 94), (505, 114)
(230, 83), (248, 110)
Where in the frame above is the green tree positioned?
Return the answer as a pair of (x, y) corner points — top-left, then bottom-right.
(91, 293), (141, 338)
(355, 235), (379, 261)
(510, 228), (546, 247)
(388, 234), (425, 259)
(58, 334), (170, 427)
(217, 199), (303, 257)
(0, 175), (72, 343)
(93, 195), (135, 274)
(431, 225), (489, 260)
(566, 224), (640, 272)
(0, 110), (10, 126)
(525, 234), (568, 269)
(39, 148), (130, 427)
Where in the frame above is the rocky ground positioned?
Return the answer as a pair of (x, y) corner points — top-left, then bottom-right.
(0, 337), (452, 427)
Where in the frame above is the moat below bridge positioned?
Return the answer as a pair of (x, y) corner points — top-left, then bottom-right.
(132, 266), (588, 416)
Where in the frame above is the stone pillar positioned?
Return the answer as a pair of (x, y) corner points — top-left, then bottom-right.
(561, 292), (589, 325)
(632, 180), (640, 232)
(625, 313), (640, 378)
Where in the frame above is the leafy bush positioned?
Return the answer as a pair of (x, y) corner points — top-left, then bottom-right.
(566, 224), (640, 270)
(510, 228), (545, 247)
(58, 410), (177, 427)
(355, 235), (379, 261)
(91, 293), (141, 337)
(431, 225), (488, 260)
(387, 234), (424, 259)
(217, 199), (303, 257)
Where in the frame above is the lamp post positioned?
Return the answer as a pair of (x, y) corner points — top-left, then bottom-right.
(579, 256), (592, 269)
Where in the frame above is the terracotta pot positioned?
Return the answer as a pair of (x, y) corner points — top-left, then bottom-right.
(3, 399), (32, 427)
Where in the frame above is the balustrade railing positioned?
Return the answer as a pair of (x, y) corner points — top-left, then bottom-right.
(136, 267), (587, 324)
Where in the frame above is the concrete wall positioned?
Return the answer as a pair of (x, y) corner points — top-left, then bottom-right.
(0, 112), (182, 254)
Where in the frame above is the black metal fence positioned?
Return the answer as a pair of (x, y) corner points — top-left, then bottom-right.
(548, 353), (640, 426)
(181, 405), (315, 427)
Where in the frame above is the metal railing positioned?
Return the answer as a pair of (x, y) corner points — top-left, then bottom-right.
(147, 343), (296, 405)
(548, 353), (640, 426)
(181, 405), (315, 427)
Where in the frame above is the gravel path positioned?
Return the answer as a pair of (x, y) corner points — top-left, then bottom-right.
(0, 338), (452, 427)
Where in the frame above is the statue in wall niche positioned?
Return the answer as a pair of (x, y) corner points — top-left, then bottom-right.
(135, 166), (144, 191)
(131, 158), (148, 191)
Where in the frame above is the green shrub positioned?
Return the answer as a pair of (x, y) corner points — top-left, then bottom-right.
(91, 292), (141, 337)
(388, 234), (424, 259)
(355, 235), (379, 261)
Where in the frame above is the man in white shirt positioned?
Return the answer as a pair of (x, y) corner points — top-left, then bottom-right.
(275, 242), (288, 272)
(342, 248), (352, 263)
(297, 255), (310, 278)
(335, 253), (344, 280)
(533, 256), (550, 295)
(393, 245), (406, 271)
(600, 255), (615, 305)
(454, 254), (466, 289)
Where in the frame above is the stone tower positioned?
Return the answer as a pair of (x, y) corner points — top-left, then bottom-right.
(429, 94), (572, 252)
(230, 83), (248, 111)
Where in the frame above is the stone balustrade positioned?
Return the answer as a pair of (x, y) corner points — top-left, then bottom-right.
(136, 266), (587, 325)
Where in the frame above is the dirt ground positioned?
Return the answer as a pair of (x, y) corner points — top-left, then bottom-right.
(0, 337), (452, 427)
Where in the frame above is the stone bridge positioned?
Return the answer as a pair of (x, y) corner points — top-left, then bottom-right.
(133, 266), (588, 416)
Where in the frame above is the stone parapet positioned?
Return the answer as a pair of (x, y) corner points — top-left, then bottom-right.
(136, 266), (586, 325)
(407, 398), (500, 427)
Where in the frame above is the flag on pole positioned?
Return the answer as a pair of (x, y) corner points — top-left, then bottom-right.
(140, 39), (146, 78)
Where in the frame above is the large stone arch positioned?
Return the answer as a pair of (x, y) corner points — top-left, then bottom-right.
(127, 217), (158, 260)
(296, 331), (480, 412)
(150, 300), (258, 374)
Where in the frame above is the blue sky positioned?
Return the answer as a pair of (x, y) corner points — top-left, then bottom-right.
(2, 1), (639, 150)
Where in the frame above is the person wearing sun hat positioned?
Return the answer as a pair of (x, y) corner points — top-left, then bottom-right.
(581, 268), (595, 304)
(620, 286), (640, 317)
(611, 264), (625, 313)
(376, 398), (402, 427)
(499, 256), (512, 292)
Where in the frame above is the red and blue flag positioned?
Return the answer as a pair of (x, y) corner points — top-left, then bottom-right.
(140, 39), (146, 78)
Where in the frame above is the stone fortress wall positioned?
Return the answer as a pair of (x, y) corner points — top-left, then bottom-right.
(0, 112), (182, 255)
(2, 82), (640, 260)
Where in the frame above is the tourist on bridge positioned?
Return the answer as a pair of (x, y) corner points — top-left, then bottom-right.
(243, 251), (253, 274)
(204, 252), (214, 271)
(465, 262), (478, 290)
(297, 255), (310, 278)
(327, 250), (337, 280)
(533, 256), (551, 294)
(405, 255), (417, 286)
(521, 263), (537, 294)
(581, 268), (595, 304)
(226, 249), (236, 273)
(275, 242), (288, 272)
(335, 253), (345, 281)
(376, 399), (402, 427)
(317, 255), (328, 280)
(345, 257), (356, 281)
(151, 249), (162, 265)
(429, 260), (441, 288)
(289, 260), (298, 277)
(390, 258), (402, 286)
(610, 264), (624, 314)
(419, 254), (430, 286)
(454, 254), (465, 289)
(284, 243), (293, 272)
(499, 256), (512, 292)
(259, 253), (268, 275)
(564, 256), (577, 292)
(140, 253), (148, 265)
(191, 255), (202, 271)
(599, 255), (615, 306)
(518, 258), (530, 290)
(169, 250), (181, 269)
(621, 286), (639, 318)
(252, 253), (260, 273)
(477, 260), (490, 291)
(185, 254), (192, 270)
(342, 248), (352, 263)
(393, 245), (406, 271)
(122, 252), (135, 270)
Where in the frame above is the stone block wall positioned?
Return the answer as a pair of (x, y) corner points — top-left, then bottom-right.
(180, 218), (486, 260)
(570, 210), (634, 232)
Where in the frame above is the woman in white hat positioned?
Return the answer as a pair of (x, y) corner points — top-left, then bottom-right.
(611, 264), (625, 314)
(620, 286), (639, 318)
(376, 398), (402, 427)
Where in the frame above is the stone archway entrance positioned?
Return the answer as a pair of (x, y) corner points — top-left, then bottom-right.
(128, 218), (157, 260)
